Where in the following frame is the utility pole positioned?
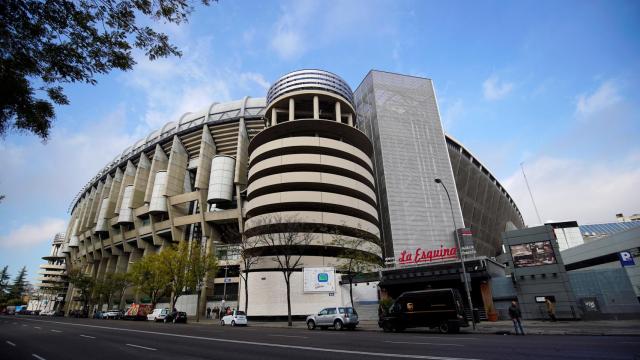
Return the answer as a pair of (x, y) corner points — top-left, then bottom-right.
(435, 178), (476, 330)
(520, 162), (542, 224)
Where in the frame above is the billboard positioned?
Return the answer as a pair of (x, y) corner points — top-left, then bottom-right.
(510, 241), (557, 268)
(303, 267), (336, 293)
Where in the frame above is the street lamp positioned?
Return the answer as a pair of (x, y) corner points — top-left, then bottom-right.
(434, 178), (476, 330)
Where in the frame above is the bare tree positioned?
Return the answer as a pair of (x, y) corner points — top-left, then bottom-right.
(252, 214), (314, 326)
(331, 231), (382, 310)
(238, 233), (259, 315)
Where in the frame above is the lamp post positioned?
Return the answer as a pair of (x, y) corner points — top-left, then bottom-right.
(434, 178), (476, 330)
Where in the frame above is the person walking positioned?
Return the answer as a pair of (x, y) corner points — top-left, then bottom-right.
(508, 300), (525, 335)
(206, 307), (211, 319)
(545, 297), (557, 322)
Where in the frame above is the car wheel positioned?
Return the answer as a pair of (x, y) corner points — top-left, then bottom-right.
(173, 318), (176, 324)
(220, 320), (225, 326)
(382, 322), (393, 332)
(334, 320), (343, 331)
(307, 320), (316, 330)
(163, 318), (168, 323)
(231, 320), (236, 327)
(438, 321), (449, 334)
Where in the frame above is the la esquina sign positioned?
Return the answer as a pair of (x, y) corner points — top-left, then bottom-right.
(398, 246), (458, 265)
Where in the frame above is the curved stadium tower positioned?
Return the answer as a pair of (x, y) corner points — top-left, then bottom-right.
(54, 69), (524, 318)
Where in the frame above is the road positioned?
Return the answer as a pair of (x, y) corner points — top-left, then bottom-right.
(1, 316), (638, 360)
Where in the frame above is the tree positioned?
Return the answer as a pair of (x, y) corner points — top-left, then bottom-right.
(0, 266), (10, 306)
(0, 0), (215, 140)
(66, 267), (95, 313)
(95, 272), (132, 310)
(8, 266), (28, 303)
(188, 239), (218, 322)
(331, 231), (382, 310)
(238, 233), (259, 315)
(251, 215), (314, 326)
(158, 240), (217, 320)
(129, 253), (169, 308)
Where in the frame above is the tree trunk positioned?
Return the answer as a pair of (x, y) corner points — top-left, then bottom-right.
(349, 277), (354, 309)
(243, 274), (249, 314)
(285, 275), (292, 326)
(195, 290), (201, 322)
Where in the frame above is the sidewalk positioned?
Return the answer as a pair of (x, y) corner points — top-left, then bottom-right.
(192, 317), (640, 336)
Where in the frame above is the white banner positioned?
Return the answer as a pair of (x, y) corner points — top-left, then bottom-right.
(303, 267), (336, 293)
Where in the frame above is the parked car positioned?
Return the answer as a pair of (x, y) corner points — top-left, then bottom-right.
(102, 310), (122, 320)
(220, 310), (248, 326)
(147, 308), (170, 322)
(306, 307), (359, 330)
(378, 288), (469, 334)
(164, 311), (187, 324)
(40, 310), (56, 316)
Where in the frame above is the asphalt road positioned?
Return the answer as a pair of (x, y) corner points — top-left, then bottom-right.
(1, 315), (639, 360)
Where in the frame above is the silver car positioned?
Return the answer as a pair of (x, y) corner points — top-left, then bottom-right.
(306, 307), (359, 330)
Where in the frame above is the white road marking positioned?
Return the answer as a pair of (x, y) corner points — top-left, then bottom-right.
(268, 334), (308, 339)
(34, 327), (41, 329)
(406, 336), (478, 341)
(15, 318), (482, 360)
(385, 341), (464, 347)
(6, 340), (16, 347)
(126, 343), (157, 351)
(50, 330), (62, 333)
(32, 354), (46, 360)
(22, 324), (27, 327)
(79, 334), (95, 339)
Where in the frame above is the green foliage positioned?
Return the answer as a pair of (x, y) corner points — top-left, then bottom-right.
(0, 0), (214, 140)
(93, 272), (132, 309)
(66, 267), (95, 310)
(8, 266), (28, 301)
(379, 297), (393, 316)
(158, 240), (217, 308)
(129, 252), (170, 307)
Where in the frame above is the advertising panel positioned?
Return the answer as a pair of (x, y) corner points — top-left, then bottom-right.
(303, 267), (336, 293)
(510, 241), (557, 268)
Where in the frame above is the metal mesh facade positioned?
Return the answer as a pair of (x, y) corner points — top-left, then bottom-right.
(354, 71), (466, 261)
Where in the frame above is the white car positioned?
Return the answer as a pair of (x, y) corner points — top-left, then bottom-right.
(40, 310), (56, 316)
(147, 308), (170, 322)
(220, 310), (248, 326)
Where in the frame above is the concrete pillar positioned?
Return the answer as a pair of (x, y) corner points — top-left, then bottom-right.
(348, 113), (353, 127)
(313, 96), (319, 119)
(271, 108), (277, 126)
(289, 98), (295, 121)
(335, 101), (341, 123)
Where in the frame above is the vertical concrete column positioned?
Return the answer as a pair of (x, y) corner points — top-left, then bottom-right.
(194, 125), (217, 191)
(289, 98), (295, 121)
(348, 113), (353, 127)
(132, 154), (151, 208)
(335, 101), (341, 123)
(115, 161), (137, 215)
(271, 108), (277, 126)
(144, 144), (169, 204)
(313, 96), (319, 119)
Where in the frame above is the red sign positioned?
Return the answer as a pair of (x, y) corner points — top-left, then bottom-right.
(398, 247), (458, 265)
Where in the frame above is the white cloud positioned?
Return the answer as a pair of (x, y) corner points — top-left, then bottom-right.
(441, 99), (464, 131)
(0, 218), (67, 248)
(483, 75), (514, 101)
(576, 80), (622, 115)
(0, 105), (138, 215)
(502, 154), (640, 226)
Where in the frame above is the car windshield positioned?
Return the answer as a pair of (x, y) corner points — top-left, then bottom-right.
(236, 311), (246, 316)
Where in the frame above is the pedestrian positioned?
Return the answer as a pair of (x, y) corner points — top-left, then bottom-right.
(545, 297), (557, 322)
(508, 300), (525, 335)
(206, 307), (211, 319)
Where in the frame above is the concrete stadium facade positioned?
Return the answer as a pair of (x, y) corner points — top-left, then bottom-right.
(53, 69), (524, 317)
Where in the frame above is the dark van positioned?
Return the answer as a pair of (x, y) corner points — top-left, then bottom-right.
(379, 288), (469, 333)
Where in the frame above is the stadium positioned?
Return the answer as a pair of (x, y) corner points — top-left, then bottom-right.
(53, 69), (524, 317)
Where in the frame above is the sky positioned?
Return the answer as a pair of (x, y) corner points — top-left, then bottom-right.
(0, 0), (639, 283)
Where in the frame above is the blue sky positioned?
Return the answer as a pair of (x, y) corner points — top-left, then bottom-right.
(1, 0), (639, 283)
